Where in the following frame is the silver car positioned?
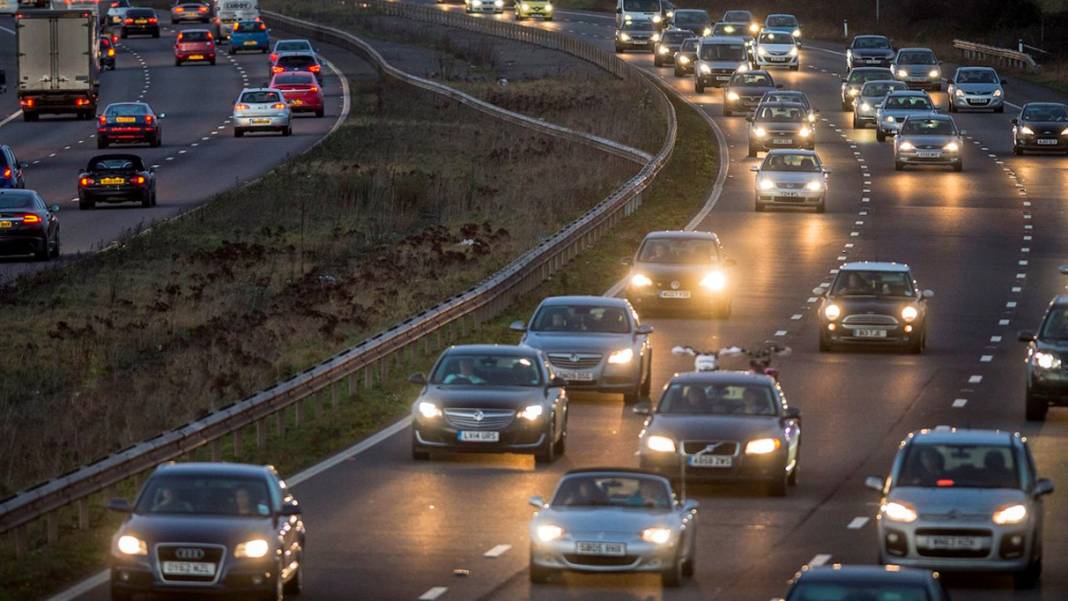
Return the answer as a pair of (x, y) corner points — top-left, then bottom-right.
(866, 427), (1054, 588)
(876, 90), (936, 142)
(948, 67), (1005, 113)
(512, 296), (653, 402)
(232, 88), (292, 137)
(752, 29), (798, 70)
(894, 114), (963, 172)
(840, 67), (893, 111)
(852, 79), (906, 129)
(891, 47), (942, 90)
(528, 469), (699, 586)
(751, 149), (829, 213)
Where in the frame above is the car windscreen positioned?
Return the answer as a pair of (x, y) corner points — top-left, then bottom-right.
(106, 104), (150, 116)
(897, 50), (936, 64)
(712, 23), (742, 35)
(722, 10), (751, 22)
(831, 270), (914, 297)
(787, 583), (929, 601)
(276, 41), (312, 52)
(661, 30), (690, 43)
(552, 475), (672, 509)
(766, 15), (797, 28)
(957, 69), (998, 84)
(1040, 307), (1068, 339)
(756, 105), (805, 122)
(901, 118), (956, 135)
(89, 157), (141, 171)
(673, 11), (708, 26)
(762, 153), (820, 172)
(680, 39), (698, 51)
(530, 304), (631, 333)
(179, 30), (211, 41)
(849, 69), (891, 83)
(0, 194), (34, 210)
(277, 55), (315, 67)
(758, 31), (790, 44)
(853, 36), (890, 49)
(763, 93), (808, 108)
(658, 383), (776, 416)
(135, 475), (272, 517)
(861, 82), (904, 97)
(884, 95), (932, 110)
(623, 20), (655, 31)
(898, 443), (1019, 489)
(273, 74), (315, 85)
(429, 353), (542, 386)
(732, 73), (773, 86)
(700, 43), (745, 60)
(241, 91), (281, 103)
(637, 238), (718, 263)
(1022, 104), (1068, 122)
(623, 0), (659, 11)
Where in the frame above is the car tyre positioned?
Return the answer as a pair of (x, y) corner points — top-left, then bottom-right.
(315, 108), (325, 118)
(50, 231), (60, 258)
(235, 128), (245, 138)
(1013, 145), (1023, 156)
(34, 237), (51, 261)
(175, 58), (182, 66)
(766, 472), (788, 497)
(852, 113), (860, 129)
(790, 64), (799, 71)
(1025, 389), (1048, 422)
(615, 45), (623, 54)
(283, 126), (293, 136)
(1014, 558), (1041, 589)
(661, 551), (684, 588)
(747, 143), (756, 158)
(815, 199), (826, 213)
(553, 415), (567, 456)
(141, 191), (152, 208)
(120, 30), (128, 39)
(534, 420), (557, 464)
(952, 161), (963, 172)
(654, 56), (663, 67)
(151, 134), (161, 148)
(261, 568), (284, 601)
(723, 106), (731, 116)
(529, 557), (553, 584)
(907, 329), (925, 354)
(674, 67), (683, 77)
(948, 102), (956, 113)
(894, 161), (904, 171)
(210, 58), (217, 65)
(755, 200), (766, 212)
(97, 137), (108, 149)
(79, 195), (95, 210)
(876, 129), (886, 142)
(995, 105), (1005, 113)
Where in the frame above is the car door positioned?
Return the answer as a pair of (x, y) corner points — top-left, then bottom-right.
(544, 361), (567, 433)
(34, 194), (57, 238)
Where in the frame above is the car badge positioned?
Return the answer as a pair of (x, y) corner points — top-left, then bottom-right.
(670, 280), (681, 289)
(175, 547), (205, 560)
(474, 410), (485, 422)
(570, 354), (580, 363)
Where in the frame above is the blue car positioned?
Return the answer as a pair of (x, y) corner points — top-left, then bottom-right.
(228, 19), (269, 54)
(0, 145), (26, 189)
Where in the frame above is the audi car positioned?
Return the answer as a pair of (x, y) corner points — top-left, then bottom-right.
(408, 344), (568, 463)
(840, 67), (893, 111)
(751, 149), (828, 213)
(0, 189), (59, 261)
(270, 72), (325, 118)
(816, 261), (932, 352)
(673, 37), (699, 77)
(892, 47), (942, 90)
(653, 27), (689, 67)
(866, 428), (1053, 588)
(174, 29), (216, 66)
(171, 1), (211, 23)
(512, 296), (653, 403)
(948, 67), (1005, 113)
(693, 36), (748, 93)
(107, 462), (306, 601)
(747, 102), (814, 156)
(615, 19), (657, 53)
(78, 154), (156, 210)
(894, 114), (963, 172)
(847, 34), (895, 69)
(121, 7), (160, 38)
(528, 469), (698, 586)
(1018, 293), (1068, 420)
(852, 79), (906, 128)
(97, 102), (162, 148)
(779, 565), (951, 601)
(752, 29), (799, 70)
(876, 90), (937, 142)
(624, 230), (734, 317)
(637, 371), (801, 496)
(670, 9), (711, 37)
(233, 88), (292, 137)
(723, 70), (779, 116)
(1011, 102), (1068, 155)
(229, 19), (270, 54)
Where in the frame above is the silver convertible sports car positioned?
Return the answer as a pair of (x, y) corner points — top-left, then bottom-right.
(528, 468), (699, 587)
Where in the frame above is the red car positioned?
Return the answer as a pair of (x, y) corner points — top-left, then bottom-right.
(269, 72), (325, 118)
(97, 102), (162, 148)
(174, 29), (216, 66)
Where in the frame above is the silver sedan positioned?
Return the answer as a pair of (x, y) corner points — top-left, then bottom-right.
(875, 90), (937, 142)
(752, 149), (829, 213)
(232, 88), (292, 137)
(529, 469), (699, 587)
(894, 114), (963, 171)
(852, 80), (906, 129)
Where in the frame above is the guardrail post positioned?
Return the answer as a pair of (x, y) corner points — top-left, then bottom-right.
(78, 498), (89, 530)
(294, 399), (305, 427)
(46, 512), (58, 544)
(332, 382), (340, 409)
(256, 419), (267, 449)
(14, 525), (26, 559)
(233, 428), (242, 458)
(275, 411), (286, 437)
(347, 372), (356, 397)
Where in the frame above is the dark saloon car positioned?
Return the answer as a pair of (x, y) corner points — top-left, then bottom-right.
(409, 345), (569, 463)
(816, 262), (932, 353)
(625, 230), (734, 317)
(0, 189), (59, 260)
(1012, 102), (1068, 155)
(78, 154), (156, 210)
(724, 70), (780, 117)
(614, 19), (658, 53)
(778, 565), (951, 601)
(747, 102), (814, 156)
(670, 8), (711, 37)
(673, 37), (699, 77)
(98, 102), (162, 148)
(171, 1), (211, 24)
(1019, 291), (1068, 421)
(108, 462), (306, 601)
(271, 52), (324, 83)
(841, 67), (894, 111)
(847, 34), (895, 70)
(121, 7), (160, 38)
(637, 371), (801, 495)
(654, 27), (690, 67)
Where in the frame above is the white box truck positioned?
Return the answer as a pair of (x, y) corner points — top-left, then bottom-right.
(16, 8), (99, 121)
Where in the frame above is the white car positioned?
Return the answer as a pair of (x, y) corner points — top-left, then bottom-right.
(465, 0), (504, 13)
(104, 0), (131, 25)
(751, 149), (828, 213)
(752, 29), (798, 71)
(232, 88), (292, 137)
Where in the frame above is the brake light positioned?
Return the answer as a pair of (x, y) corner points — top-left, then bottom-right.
(75, 98), (90, 107)
(124, 17), (132, 24)
(148, 17), (158, 23)
(22, 214), (42, 224)
(936, 479), (955, 487)
(235, 103), (250, 110)
(108, 48), (115, 57)
(144, 115), (154, 125)
(198, 5), (207, 11)
(79, 177), (94, 187)
(133, 175), (146, 185)
(271, 103), (287, 110)
(207, 32), (214, 40)
(20, 98), (34, 108)
(3, 167), (11, 179)
(309, 64), (321, 73)
(174, 6), (183, 11)
(232, 23), (239, 31)
(112, 33), (118, 43)
(270, 53), (277, 62)
(110, 1), (118, 6)
(98, 115), (107, 125)
(309, 86), (319, 93)
(272, 66), (284, 73)
(258, 23), (266, 30)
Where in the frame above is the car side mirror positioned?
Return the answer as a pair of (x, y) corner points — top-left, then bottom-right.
(682, 499), (699, 512)
(158, 113), (166, 119)
(280, 502), (302, 516)
(921, 289), (934, 299)
(509, 320), (527, 332)
(864, 476), (885, 492)
(632, 402), (651, 415)
(406, 372), (426, 385)
(529, 495), (546, 509)
(550, 376), (567, 388)
(636, 324), (654, 335)
(107, 497), (132, 512)
(49, 204), (60, 213)
(1018, 331), (1037, 342)
(1034, 478), (1054, 497)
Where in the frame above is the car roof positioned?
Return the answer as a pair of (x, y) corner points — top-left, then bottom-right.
(179, 28), (212, 33)
(898, 47), (935, 53)
(957, 66), (996, 72)
(910, 427), (1017, 446)
(563, 467), (672, 480)
(0, 189), (35, 198)
(854, 34), (889, 40)
(1049, 294), (1068, 307)
(703, 35), (746, 43)
(643, 230), (719, 242)
(886, 90), (929, 97)
(765, 148), (818, 157)
(794, 564), (935, 585)
(444, 344), (540, 356)
(154, 462), (272, 479)
(539, 295), (631, 308)
(756, 101), (807, 110)
(669, 370), (777, 386)
(839, 261), (911, 272)
(275, 38), (312, 44)
(674, 9), (706, 15)
(240, 87), (282, 93)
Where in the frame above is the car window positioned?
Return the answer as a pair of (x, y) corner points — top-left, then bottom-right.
(722, 10), (751, 22)
(126, 8), (154, 17)
(0, 193), (34, 209)
(661, 30), (689, 43)
(861, 82), (904, 97)
(622, 0), (660, 10)
(136, 475), (273, 517)
(885, 95), (932, 109)
(241, 91), (281, 103)
(106, 104), (150, 116)
(897, 50), (936, 64)
(1022, 105), (1068, 121)
(530, 304), (631, 333)
(957, 69), (998, 84)
(273, 73), (315, 85)
(763, 93), (808, 108)
(787, 583), (929, 601)
(1040, 307), (1068, 339)
(898, 443), (1019, 489)
(766, 15), (797, 27)
(700, 43), (745, 60)
(680, 39), (698, 51)
(429, 353), (542, 386)
(733, 73), (773, 86)
(276, 41), (312, 52)
(849, 69), (891, 84)
(853, 36), (889, 49)
(673, 11), (708, 26)
(756, 105), (805, 121)
(552, 475), (672, 509)
(901, 118), (957, 135)
(234, 20), (266, 32)
(637, 238), (718, 263)
(179, 30), (211, 41)
(89, 157), (141, 171)
(762, 153), (821, 172)
(658, 383), (777, 416)
(758, 31), (789, 43)
(831, 270), (914, 297)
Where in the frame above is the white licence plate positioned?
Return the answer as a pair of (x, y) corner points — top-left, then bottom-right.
(772, 138), (793, 145)
(853, 328), (887, 338)
(575, 541), (626, 556)
(659, 290), (691, 299)
(556, 369), (594, 382)
(715, 75), (731, 80)
(916, 150), (941, 158)
(1037, 138), (1058, 145)
(458, 431), (499, 442)
(923, 535), (981, 550)
(161, 561), (216, 576)
(689, 454), (732, 467)
(779, 190), (800, 197)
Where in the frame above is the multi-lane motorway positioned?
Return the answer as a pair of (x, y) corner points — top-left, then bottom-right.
(56, 5), (1068, 601)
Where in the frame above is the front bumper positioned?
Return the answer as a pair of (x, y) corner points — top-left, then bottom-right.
(233, 114), (291, 130)
(725, 95), (764, 113)
(1016, 135), (1068, 150)
(640, 450), (786, 483)
(756, 184), (824, 207)
(952, 93), (1003, 110)
(696, 68), (736, 86)
(627, 286), (728, 313)
(750, 132), (813, 151)
(897, 74), (941, 88)
(850, 56), (892, 69)
(412, 419), (547, 453)
(821, 319), (922, 346)
(110, 559), (278, 597)
(531, 537), (677, 574)
(617, 38), (654, 50)
(754, 54), (798, 68)
(878, 522), (1034, 572)
(896, 148), (961, 166)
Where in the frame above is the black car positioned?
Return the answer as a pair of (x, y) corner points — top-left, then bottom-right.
(108, 463), (305, 601)
(816, 261), (932, 353)
(654, 28), (690, 67)
(0, 189), (59, 260)
(847, 34), (895, 70)
(747, 102), (814, 156)
(637, 371), (801, 496)
(1012, 102), (1068, 155)
(1019, 290), (1068, 421)
(724, 70), (780, 117)
(409, 344), (569, 463)
(614, 19), (657, 54)
(670, 8), (711, 37)
(0, 145), (27, 189)
(624, 230), (734, 317)
(122, 8), (160, 38)
(99, 35), (116, 71)
(673, 37), (699, 76)
(98, 102), (163, 148)
(780, 565), (951, 601)
(78, 154), (157, 210)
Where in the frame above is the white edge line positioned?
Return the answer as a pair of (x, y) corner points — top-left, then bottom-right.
(418, 587), (449, 601)
(0, 109), (23, 129)
(43, 571), (109, 601)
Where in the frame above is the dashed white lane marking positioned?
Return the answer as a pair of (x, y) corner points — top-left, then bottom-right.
(418, 587), (448, 601)
(809, 554), (832, 567)
(991, 335), (1002, 343)
(968, 375), (983, 384)
(790, 314), (802, 320)
(953, 399), (968, 408)
(774, 330), (787, 336)
(1012, 286), (1022, 293)
(1007, 301), (1018, 308)
(483, 544), (511, 558)
(807, 297), (818, 303)
(847, 517), (870, 529)
(999, 319), (1010, 326)
(980, 355), (993, 362)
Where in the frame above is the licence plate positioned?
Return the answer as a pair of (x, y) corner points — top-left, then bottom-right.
(134, 18), (147, 23)
(115, 117), (136, 123)
(772, 138), (792, 145)
(659, 290), (691, 299)
(0, 220), (11, 229)
(689, 454), (732, 467)
(100, 177), (125, 185)
(291, 99), (303, 105)
(575, 541), (626, 556)
(161, 561), (215, 576)
(458, 431), (499, 442)
(251, 118), (271, 124)
(556, 369), (594, 382)
(853, 328), (887, 338)
(715, 75), (731, 80)
(916, 151), (940, 158)
(924, 535), (981, 550)
(189, 54), (204, 60)
(1037, 138), (1058, 145)
(244, 40), (257, 46)
(779, 190), (800, 197)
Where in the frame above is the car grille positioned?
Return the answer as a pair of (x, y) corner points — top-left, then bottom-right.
(564, 554), (636, 566)
(842, 314), (898, 326)
(918, 511), (990, 523)
(914, 144), (942, 150)
(777, 182), (805, 189)
(682, 441), (738, 455)
(548, 353), (602, 370)
(443, 409), (515, 430)
(156, 544), (225, 583)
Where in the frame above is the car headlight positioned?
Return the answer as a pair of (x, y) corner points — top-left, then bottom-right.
(749, 23), (759, 33)
(494, 0), (503, 6)
(943, 142), (959, 152)
(993, 88), (1002, 97)
(700, 270), (727, 291)
(992, 504), (1028, 525)
(723, 25), (736, 33)
(901, 305), (919, 322)
(651, 33), (661, 42)
(1033, 351), (1061, 370)
(898, 141), (915, 151)
(954, 88), (965, 97)
(753, 126), (767, 137)
(519, 404), (544, 421)
(678, 55), (690, 64)
(116, 535), (148, 556)
(848, 87), (859, 96)
(736, 63), (749, 73)
(881, 501), (918, 523)
(658, 45), (670, 54)
(624, 14), (632, 21)
(646, 435), (676, 453)
(1062, 127), (1068, 136)
(703, 27), (711, 36)
(928, 69), (940, 78)
(823, 303), (841, 320)
(630, 273), (652, 287)
(757, 46), (768, 56)
(860, 102), (872, 111)
(665, 10), (673, 18)
(235, 538), (270, 559)
(544, 2), (552, 10)
(536, 524), (564, 542)
(520, 2), (529, 8)
(897, 69), (908, 78)
(641, 527), (672, 544)
(885, 115), (896, 123)
(789, 46), (799, 57)
(798, 126), (812, 138)
(758, 178), (775, 190)
(652, 13), (662, 23)
(744, 437), (781, 455)
(1018, 125), (1034, 135)
(792, 28), (801, 37)
(805, 179), (823, 191)
(608, 348), (634, 364)
(619, 32), (631, 41)
(417, 401), (443, 419)
(699, 63), (711, 74)
(727, 91), (740, 102)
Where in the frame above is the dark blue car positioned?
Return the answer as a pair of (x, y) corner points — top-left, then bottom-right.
(0, 145), (26, 189)
(229, 19), (269, 54)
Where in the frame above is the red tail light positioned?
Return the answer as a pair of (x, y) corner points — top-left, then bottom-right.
(269, 53), (277, 62)
(112, 33), (118, 43)
(271, 103), (287, 110)
(271, 66), (284, 73)
(174, 6), (184, 11)
(309, 64), (321, 73)
(207, 32), (214, 40)
(98, 115), (107, 125)
(258, 23), (266, 30)
(79, 177), (94, 187)
(110, 1), (119, 6)
(22, 214), (42, 224)
(144, 115), (154, 125)
(198, 5), (207, 11)
(133, 175), (146, 185)
(309, 86), (319, 93)
(148, 17), (158, 23)
(124, 17), (132, 24)
(75, 98), (90, 107)
(235, 103), (250, 110)
(20, 98), (34, 108)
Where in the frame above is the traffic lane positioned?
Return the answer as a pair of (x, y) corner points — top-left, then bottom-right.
(0, 17), (18, 121)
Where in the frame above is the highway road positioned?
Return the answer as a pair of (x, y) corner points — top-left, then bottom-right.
(56, 5), (1068, 601)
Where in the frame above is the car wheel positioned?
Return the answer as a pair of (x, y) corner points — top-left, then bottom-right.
(34, 237), (51, 261)
(755, 201), (766, 212)
(654, 57), (662, 67)
(660, 551), (684, 588)
(534, 420), (556, 464)
(50, 231), (60, 258)
(1025, 389), (1048, 422)
(261, 568), (284, 601)
(681, 537), (695, 577)
(852, 114), (860, 129)
(1014, 558), (1041, 589)
(790, 64), (798, 71)
(529, 557), (553, 583)
(235, 128), (244, 138)
(952, 161), (963, 172)
(151, 189), (158, 207)
(948, 102), (956, 113)
(723, 106), (731, 116)
(694, 82), (704, 94)
(175, 58), (181, 66)
(931, 83), (941, 92)
(210, 58), (216, 65)
(876, 129), (886, 142)
(615, 45), (623, 54)
(141, 191), (152, 208)
(747, 143), (756, 158)
(315, 108), (325, 118)
(766, 472), (788, 497)
(282, 557), (303, 595)
(151, 134), (161, 148)
(1013, 145), (1023, 156)
(23, 111), (38, 122)
(283, 126), (293, 136)
(894, 161), (904, 171)
(815, 199), (826, 214)
(97, 137), (108, 149)
(120, 30), (128, 38)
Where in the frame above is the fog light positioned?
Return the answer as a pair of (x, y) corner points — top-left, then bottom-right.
(252, 575), (264, 585)
(119, 571), (131, 582)
(887, 532), (900, 543)
(827, 323), (836, 331)
(1012, 535), (1023, 545)
(904, 325), (913, 333)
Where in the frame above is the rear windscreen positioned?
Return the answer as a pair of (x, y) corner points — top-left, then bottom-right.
(241, 91), (281, 103)
(278, 56), (315, 68)
(179, 31), (210, 42)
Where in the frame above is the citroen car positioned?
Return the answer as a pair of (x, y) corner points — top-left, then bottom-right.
(876, 90), (937, 142)
(764, 13), (800, 38)
(752, 29), (799, 70)
(948, 67), (1005, 113)
(751, 149), (828, 213)
(694, 36), (748, 92)
(0, 189), (59, 261)
(847, 34), (895, 69)
(465, 0), (503, 14)
(174, 29), (216, 66)
(171, 1), (211, 23)
(528, 469), (698, 586)
(816, 261), (932, 352)
(747, 102), (814, 156)
(865, 428), (1053, 588)
(229, 19), (270, 54)
(840, 67), (893, 111)
(894, 114), (963, 172)
(615, 19), (657, 53)
(852, 79), (906, 128)
(77, 154), (156, 210)
(779, 565), (951, 601)
(511, 296), (653, 403)
(673, 37), (699, 77)
(637, 371), (800, 496)
(233, 88), (292, 137)
(1018, 293), (1068, 420)
(408, 344), (568, 463)
(107, 462), (306, 601)
(719, 9), (759, 39)
(654, 27), (690, 67)
(515, 0), (553, 20)
(121, 8), (160, 38)
(670, 9), (711, 37)
(623, 230), (734, 317)
(723, 70), (779, 116)
(97, 102), (162, 148)
(759, 90), (816, 123)
(1012, 102), (1068, 155)
(892, 47), (942, 90)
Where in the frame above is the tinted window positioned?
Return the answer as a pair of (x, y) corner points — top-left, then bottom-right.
(853, 36), (890, 49)
(732, 73), (773, 86)
(1040, 307), (1068, 339)
(849, 69), (892, 83)
(861, 81), (905, 97)
(1022, 104), (1068, 122)
(722, 10), (751, 22)
(241, 91), (281, 103)
(700, 43), (745, 60)
(898, 443), (1019, 489)
(179, 30), (210, 41)
(661, 30), (690, 43)
(0, 193), (34, 209)
(763, 93), (809, 108)
(89, 157), (142, 171)
(766, 15), (797, 28)
(756, 105), (805, 121)
(957, 69), (998, 84)
(430, 353), (542, 386)
(622, 0), (660, 11)
(658, 383), (776, 416)
(680, 39), (698, 51)
(884, 95), (932, 110)
(673, 11), (708, 26)
(901, 118), (957, 135)
(530, 304), (631, 334)
(126, 8), (154, 16)
(276, 41), (312, 52)
(273, 74), (315, 85)
(831, 270), (914, 297)
(106, 104), (150, 116)
(897, 50), (936, 64)
(637, 238), (718, 263)
(552, 475), (672, 509)
(136, 475), (272, 517)
(762, 153), (821, 172)
(758, 31), (790, 43)
(787, 583), (929, 601)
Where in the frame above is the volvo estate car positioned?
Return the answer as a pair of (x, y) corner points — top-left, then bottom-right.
(841, 67), (893, 111)
(624, 230), (734, 317)
(747, 102), (814, 156)
(723, 70), (779, 116)
(948, 67), (1005, 113)
(847, 34), (895, 69)
(876, 90), (937, 142)
(1011, 102), (1068, 155)
(892, 47), (942, 90)
(816, 262), (932, 352)
(751, 149), (828, 213)
(852, 79), (906, 128)
(1018, 293), (1068, 420)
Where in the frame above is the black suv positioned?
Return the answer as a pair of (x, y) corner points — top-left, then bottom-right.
(1019, 290), (1068, 421)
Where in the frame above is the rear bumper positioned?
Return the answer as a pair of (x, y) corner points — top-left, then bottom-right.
(176, 51), (216, 61)
(123, 25), (159, 35)
(231, 38), (269, 51)
(98, 127), (157, 143)
(233, 114), (291, 129)
(19, 93), (96, 114)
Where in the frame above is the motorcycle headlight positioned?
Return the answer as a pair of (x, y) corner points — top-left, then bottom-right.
(700, 270), (727, 291)
(630, 273), (652, 287)
(805, 179), (823, 191)
(954, 88), (965, 97)
(519, 404), (544, 421)
(235, 538), (270, 559)
(901, 305), (919, 322)
(619, 32), (631, 41)
(744, 437), (781, 455)
(885, 115), (896, 123)
(417, 401), (443, 419)
(789, 46), (799, 57)
(799, 126), (812, 138)
(993, 88), (1002, 97)
(792, 28), (801, 37)
(753, 126), (767, 137)
(897, 69), (908, 78)
(727, 91), (740, 101)
(652, 13), (662, 23)
(898, 141), (915, 151)
(823, 303), (841, 320)
(116, 535), (148, 556)
(1033, 351), (1061, 370)
(928, 69), (940, 78)
(536, 524), (564, 542)
(943, 142), (959, 152)
(646, 435), (676, 453)
(641, 527), (672, 544)
(992, 504), (1028, 525)
(758, 178), (775, 190)
(1018, 125), (1034, 135)
(608, 348), (634, 364)
(881, 501), (918, 523)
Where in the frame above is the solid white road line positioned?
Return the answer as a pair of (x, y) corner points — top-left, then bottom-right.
(953, 399), (968, 408)
(418, 587), (449, 600)
(44, 571), (110, 601)
(847, 517), (869, 529)
(484, 544), (512, 558)
(288, 417), (412, 486)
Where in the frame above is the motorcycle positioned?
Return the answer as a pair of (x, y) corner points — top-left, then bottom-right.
(671, 341), (791, 380)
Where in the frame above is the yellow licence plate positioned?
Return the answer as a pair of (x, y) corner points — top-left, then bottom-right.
(291, 99), (303, 105)
(251, 118), (271, 124)
(243, 40), (257, 45)
(115, 116), (136, 123)
(101, 177), (125, 185)
(189, 54), (204, 60)
(0, 220), (11, 229)
(134, 19), (147, 23)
